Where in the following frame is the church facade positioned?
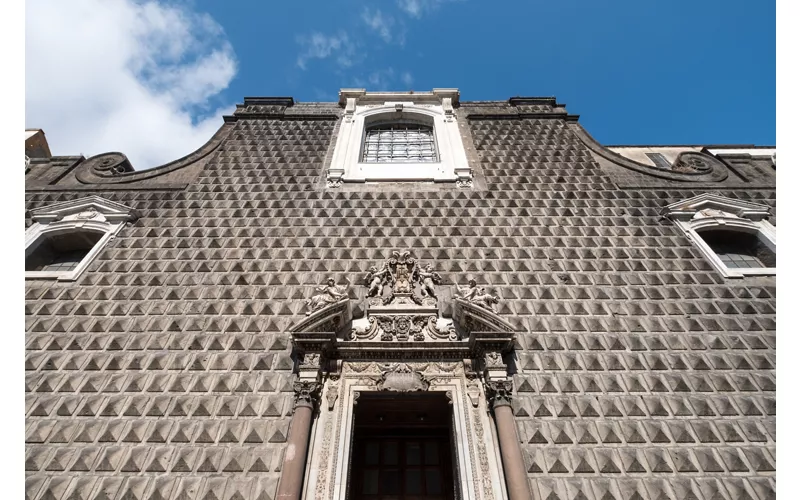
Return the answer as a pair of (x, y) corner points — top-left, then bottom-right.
(24, 90), (776, 500)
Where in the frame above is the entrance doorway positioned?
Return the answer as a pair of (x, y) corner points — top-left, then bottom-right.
(348, 392), (457, 500)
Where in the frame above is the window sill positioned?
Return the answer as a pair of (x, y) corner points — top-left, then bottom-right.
(25, 271), (80, 281)
(720, 267), (777, 278)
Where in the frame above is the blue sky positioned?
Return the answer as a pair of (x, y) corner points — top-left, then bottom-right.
(26, 0), (776, 169)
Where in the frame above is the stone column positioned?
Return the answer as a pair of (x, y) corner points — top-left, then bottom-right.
(487, 379), (532, 500)
(276, 379), (321, 500)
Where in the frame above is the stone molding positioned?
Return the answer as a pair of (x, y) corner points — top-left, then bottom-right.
(663, 193), (776, 278)
(25, 196), (138, 282)
(326, 89), (473, 187)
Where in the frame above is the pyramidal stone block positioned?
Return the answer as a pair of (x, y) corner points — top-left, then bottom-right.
(24, 96), (776, 500)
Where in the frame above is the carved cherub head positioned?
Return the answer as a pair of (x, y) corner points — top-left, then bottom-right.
(327, 278), (335, 286)
(368, 265), (378, 273)
(425, 264), (433, 272)
(469, 279), (477, 287)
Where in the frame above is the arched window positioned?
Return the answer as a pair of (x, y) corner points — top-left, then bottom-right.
(25, 196), (138, 281)
(26, 230), (104, 272)
(663, 193), (776, 278)
(326, 90), (473, 187)
(697, 229), (776, 269)
(362, 123), (437, 163)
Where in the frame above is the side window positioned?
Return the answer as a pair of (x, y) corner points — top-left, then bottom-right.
(26, 230), (104, 273)
(697, 229), (776, 270)
(663, 194), (775, 278)
(25, 196), (138, 281)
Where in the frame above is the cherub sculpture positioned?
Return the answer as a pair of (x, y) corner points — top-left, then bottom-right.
(416, 263), (442, 298)
(455, 279), (500, 312)
(473, 287), (500, 313)
(455, 279), (480, 301)
(364, 263), (392, 298)
(306, 277), (350, 315)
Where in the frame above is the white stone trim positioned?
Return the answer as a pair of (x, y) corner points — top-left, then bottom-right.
(663, 194), (776, 278)
(302, 362), (507, 500)
(326, 89), (473, 187)
(25, 196), (138, 281)
(706, 148), (776, 157)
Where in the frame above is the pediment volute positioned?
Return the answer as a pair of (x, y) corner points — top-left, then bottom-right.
(662, 193), (771, 222)
(28, 195), (139, 224)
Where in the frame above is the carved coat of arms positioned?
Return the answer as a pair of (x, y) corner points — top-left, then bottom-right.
(378, 363), (430, 392)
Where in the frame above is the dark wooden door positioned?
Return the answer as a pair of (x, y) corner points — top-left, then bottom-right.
(351, 434), (454, 500)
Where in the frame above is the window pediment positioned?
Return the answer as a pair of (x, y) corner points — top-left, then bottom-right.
(663, 194), (775, 278)
(29, 195), (139, 225)
(662, 193), (771, 222)
(26, 196), (138, 281)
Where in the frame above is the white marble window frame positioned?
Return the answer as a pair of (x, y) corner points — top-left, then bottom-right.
(25, 218), (125, 281)
(676, 217), (776, 278)
(327, 102), (471, 186)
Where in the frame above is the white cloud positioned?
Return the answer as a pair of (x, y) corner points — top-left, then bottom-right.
(296, 32), (356, 70)
(352, 68), (416, 90)
(26, 0), (238, 170)
(397, 0), (462, 18)
(361, 8), (396, 44)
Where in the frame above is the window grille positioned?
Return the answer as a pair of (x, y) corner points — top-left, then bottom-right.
(699, 229), (776, 269)
(362, 124), (437, 163)
(25, 231), (103, 273)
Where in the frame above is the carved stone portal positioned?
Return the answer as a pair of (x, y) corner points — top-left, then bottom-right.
(289, 249), (519, 500)
(301, 360), (507, 500)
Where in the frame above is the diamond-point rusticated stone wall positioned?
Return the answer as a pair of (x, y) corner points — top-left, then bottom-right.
(25, 96), (775, 500)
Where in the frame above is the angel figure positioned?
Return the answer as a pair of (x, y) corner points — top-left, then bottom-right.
(365, 263), (392, 298)
(417, 264), (442, 298)
(472, 287), (500, 313)
(306, 277), (351, 315)
(455, 279), (479, 301)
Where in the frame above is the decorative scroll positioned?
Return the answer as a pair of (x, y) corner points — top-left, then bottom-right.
(348, 315), (458, 342)
(673, 152), (715, 175)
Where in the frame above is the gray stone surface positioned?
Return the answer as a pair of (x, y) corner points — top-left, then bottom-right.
(25, 96), (776, 500)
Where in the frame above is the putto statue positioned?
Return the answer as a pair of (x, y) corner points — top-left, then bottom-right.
(362, 251), (441, 306)
(306, 277), (351, 315)
(455, 279), (500, 313)
(416, 263), (442, 299)
(365, 263), (393, 298)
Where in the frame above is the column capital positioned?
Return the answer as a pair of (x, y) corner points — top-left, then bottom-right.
(485, 379), (514, 409)
(293, 380), (323, 410)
